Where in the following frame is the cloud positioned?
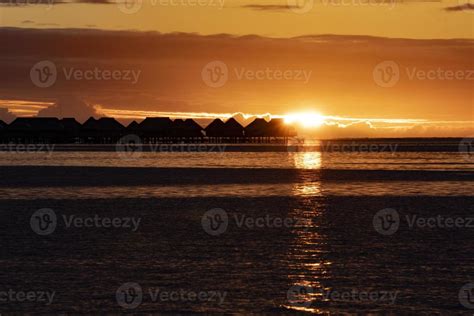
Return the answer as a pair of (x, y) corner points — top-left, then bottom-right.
(240, 0), (442, 11)
(35, 23), (61, 27)
(37, 96), (102, 122)
(444, 3), (474, 11)
(241, 4), (300, 12)
(0, 27), (472, 137)
(70, 0), (113, 3)
(0, 0), (51, 4)
(303, 120), (474, 138)
(0, 0), (112, 4)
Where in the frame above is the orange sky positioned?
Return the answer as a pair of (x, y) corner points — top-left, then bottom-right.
(2, 0), (474, 38)
(0, 1), (473, 137)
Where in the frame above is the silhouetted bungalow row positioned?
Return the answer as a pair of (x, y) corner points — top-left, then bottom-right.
(0, 117), (296, 144)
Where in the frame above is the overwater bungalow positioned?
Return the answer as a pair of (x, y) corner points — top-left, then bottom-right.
(4, 117), (64, 143)
(205, 118), (245, 143)
(244, 118), (297, 143)
(268, 118), (297, 137)
(0, 120), (7, 142)
(184, 119), (204, 138)
(171, 119), (203, 141)
(244, 118), (269, 137)
(60, 118), (82, 143)
(82, 117), (124, 143)
(223, 118), (244, 138)
(204, 118), (226, 141)
(127, 120), (139, 131)
(0, 116), (297, 144)
(137, 117), (174, 143)
(171, 119), (186, 136)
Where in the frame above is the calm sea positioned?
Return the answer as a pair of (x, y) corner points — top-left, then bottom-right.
(0, 140), (473, 313)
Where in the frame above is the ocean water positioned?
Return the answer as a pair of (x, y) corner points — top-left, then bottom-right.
(0, 150), (471, 170)
(0, 143), (473, 313)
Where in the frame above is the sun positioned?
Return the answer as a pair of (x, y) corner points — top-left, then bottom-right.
(284, 112), (326, 128)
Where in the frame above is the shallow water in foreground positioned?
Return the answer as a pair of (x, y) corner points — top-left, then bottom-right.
(1, 196), (473, 314)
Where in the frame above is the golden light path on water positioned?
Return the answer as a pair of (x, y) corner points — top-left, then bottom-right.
(293, 152), (322, 170)
(282, 151), (330, 313)
(292, 152), (322, 196)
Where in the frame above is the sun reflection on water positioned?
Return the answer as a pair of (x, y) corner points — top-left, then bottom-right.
(284, 206), (331, 313)
(282, 151), (330, 313)
(293, 151), (322, 169)
(292, 152), (323, 196)
(294, 183), (321, 196)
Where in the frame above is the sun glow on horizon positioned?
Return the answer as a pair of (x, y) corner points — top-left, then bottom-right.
(284, 112), (326, 128)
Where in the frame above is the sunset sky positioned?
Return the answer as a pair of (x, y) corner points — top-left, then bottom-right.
(0, 0), (472, 137)
(2, 0), (473, 38)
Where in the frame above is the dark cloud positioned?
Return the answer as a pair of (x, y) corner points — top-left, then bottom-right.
(241, 4), (300, 11)
(444, 3), (474, 11)
(0, 0), (112, 5)
(37, 96), (101, 122)
(241, 0), (441, 10)
(0, 27), (472, 137)
(0, 0), (50, 4)
(36, 23), (61, 27)
(71, 0), (113, 3)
